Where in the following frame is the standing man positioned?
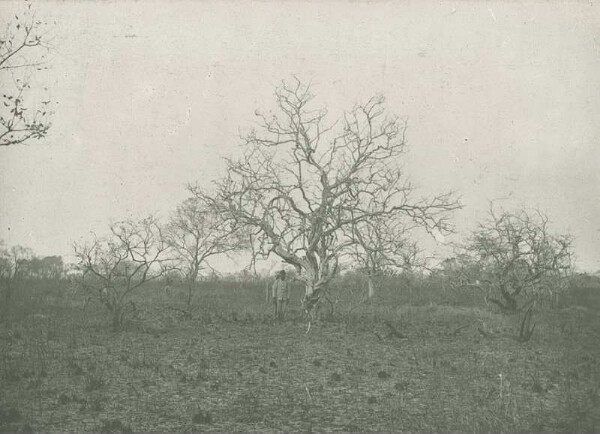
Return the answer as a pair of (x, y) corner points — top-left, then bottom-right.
(271, 270), (290, 320)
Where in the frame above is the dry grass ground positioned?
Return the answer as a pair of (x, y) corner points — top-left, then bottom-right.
(1, 279), (599, 432)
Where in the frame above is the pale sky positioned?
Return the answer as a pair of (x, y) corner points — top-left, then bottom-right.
(1, 1), (599, 272)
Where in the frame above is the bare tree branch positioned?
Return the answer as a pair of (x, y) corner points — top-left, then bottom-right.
(0, 5), (53, 147)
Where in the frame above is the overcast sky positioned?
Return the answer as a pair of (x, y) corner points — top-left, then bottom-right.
(0, 1), (598, 272)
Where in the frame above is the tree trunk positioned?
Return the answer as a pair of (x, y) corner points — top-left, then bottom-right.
(505, 296), (517, 312)
(302, 278), (328, 318)
(111, 307), (124, 331)
(367, 276), (375, 300)
(286, 254), (337, 323)
(184, 280), (195, 319)
(489, 284), (518, 313)
(502, 286), (519, 312)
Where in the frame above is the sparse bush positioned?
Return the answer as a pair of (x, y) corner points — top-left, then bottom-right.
(455, 205), (572, 313)
(74, 216), (172, 330)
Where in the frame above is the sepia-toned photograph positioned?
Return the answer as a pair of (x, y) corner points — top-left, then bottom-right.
(0, 1), (599, 432)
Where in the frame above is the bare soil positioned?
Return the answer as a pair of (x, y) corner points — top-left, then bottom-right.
(1, 282), (599, 432)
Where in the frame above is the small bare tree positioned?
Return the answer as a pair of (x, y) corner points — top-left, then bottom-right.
(463, 205), (573, 313)
(0, 243), (33, 322)
(164, 194), (243, 318)
(196, 79), (460, 324)
(74, 216), (171, 330)
(349, 215), (421, 300)
(1, 4), (53, 146)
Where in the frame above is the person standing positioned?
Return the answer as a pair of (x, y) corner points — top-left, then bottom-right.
(271, 270), (290, 320)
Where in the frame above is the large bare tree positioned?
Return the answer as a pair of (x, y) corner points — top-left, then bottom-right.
(462, 205), (573, 312)
(0, 4), (53, 147)
(196, 79), (460, 320)
(164, 194), (243, 318)
(74, 216), (171, 330)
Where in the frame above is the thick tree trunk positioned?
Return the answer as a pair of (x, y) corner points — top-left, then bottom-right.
(302, 280), (326, 317)
(278, 249), (337, 323)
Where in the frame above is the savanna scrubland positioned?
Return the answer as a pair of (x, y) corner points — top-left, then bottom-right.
(1, 272), (599, 433)
(1, 7), (599, 432)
